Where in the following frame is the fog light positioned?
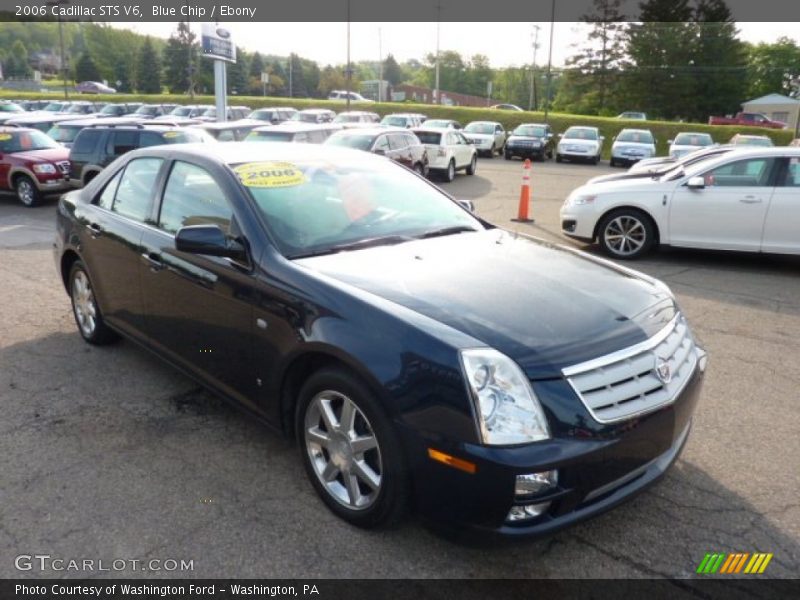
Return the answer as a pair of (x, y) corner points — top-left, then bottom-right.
(696, 347), (708, 372)
(515, 470), (557, 497)
(506, 502), (551, 522)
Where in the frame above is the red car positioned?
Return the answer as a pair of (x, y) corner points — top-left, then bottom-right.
(708, 112), (787, 129)
(0, 127), (71, 207)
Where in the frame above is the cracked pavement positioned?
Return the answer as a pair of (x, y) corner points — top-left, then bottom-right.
(0, 160), (798, 580)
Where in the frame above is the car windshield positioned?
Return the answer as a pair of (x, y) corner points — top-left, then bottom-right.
(425, 120), (453, 129)
(43, 103), (66, 112)
(170, 107), (194, 117)
(293, 112), (322, 123)
(45, 124), (83, 143)
(735, 137), (773, 147)
(155, 129), (215, 144)
(564, 128), (598, 140)
(333, 114), (361, 123)
(233, 158), (483, 259)
(674, 133), (713, 146)
(413, 131), (442, 145)
(326, 133), (374, 150)
(245, 131), (294, 142)
(66, 105), (93, 114)
(513, 125), (546, 137)
(465, 123), (495, 134)
(250, 110), (276, 121)
(135, 106), (159, 115)
(617, 130), (653, 143)
(382, 116), (408, 127)
(99, 105), (122, 115)
(0, 103), (23, 113)
(0, 130), (60, 152)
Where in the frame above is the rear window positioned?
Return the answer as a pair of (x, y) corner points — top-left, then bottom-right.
(414, 131), (442, 145)
(382, 116), (409, 127)
(327, 133), (375, 150)
(674, 133), (713, 146)
(617, 130), (654, 144)
(563, 128), (598, 140)
(465, 123), (495, 134)
(245, 131), (294, 142)
(46, 124), (84, 144)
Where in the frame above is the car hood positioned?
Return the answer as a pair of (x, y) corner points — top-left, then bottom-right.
(12, 148), (70, 162)
(560, 139), (599, 148)
(573, 175), (670, 196)
(612, 141), (654, 151)
(508, 135), (547, 143)
(465, 132), (494, 140)
(296, 230), (676, 378)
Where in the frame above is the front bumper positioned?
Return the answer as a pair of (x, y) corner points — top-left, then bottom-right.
(401, 361), (704, 538)
(506, 143), (546, 157)
(36, 176), (72, 195)
(558, 146), (599, 160)
(560, 205), (598, 241)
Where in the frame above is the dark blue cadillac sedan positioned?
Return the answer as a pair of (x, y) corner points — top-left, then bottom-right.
(54, 142), (707, 537)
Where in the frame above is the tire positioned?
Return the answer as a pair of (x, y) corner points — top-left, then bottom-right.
(488, 143), (495, 158)
(504, 151), (512, 160)
(597, 208), (656, 260)
(444, 159), (456, 182)
(412, 162), (424, 176)
(556, 154), (563, 163)
(68, 261), (119, 345)
(593, 155), (601, 165)
(297, 367), (408, 529)
(15, 175), (41, 207)
(609, 158), (617, 168)
(466, 154), (477, 175)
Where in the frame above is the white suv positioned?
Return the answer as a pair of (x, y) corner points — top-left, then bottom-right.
(412, 128), (478, 182)
(328, 90), (373, 103)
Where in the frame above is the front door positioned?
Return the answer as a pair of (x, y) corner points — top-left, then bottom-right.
(138, 160), (257, 406)
(761, 157), (800, 254)
(668, 157), (776, 251)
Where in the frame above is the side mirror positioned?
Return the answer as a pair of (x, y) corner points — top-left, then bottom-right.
(175, 225), (246, 259)
(667, 139), (673, 145)
(457, 199), (475, 212)
(687, 176), (705, 189)
(600, 136), (606, 142)
(373, 148), (386, 156)
(557, 133), (563, 138)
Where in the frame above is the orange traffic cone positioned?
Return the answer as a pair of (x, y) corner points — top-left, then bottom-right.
(512, 158), (534, 223)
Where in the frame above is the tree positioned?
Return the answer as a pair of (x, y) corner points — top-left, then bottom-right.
(622, 0), (696, 119)
(74, 53), (101, 83)
(113, 58), (132, 93)
(163, 22), (197, 95)
(382, 53), (403, 85)
(746, 37), (800, 99)
(317, 65), (346, 96)
(135, 37), (162, 94)
(5, 40), (32, 78)
(249, 52), (264, 78)
(690, 0), (746, 121)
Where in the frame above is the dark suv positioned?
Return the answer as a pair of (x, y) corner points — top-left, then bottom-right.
(69, 124), (214, 187)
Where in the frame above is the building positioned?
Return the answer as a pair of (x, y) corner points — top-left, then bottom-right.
(360, 80), (390, 102)
(741, 93), (800, 135)
(388, 84), (496, 108)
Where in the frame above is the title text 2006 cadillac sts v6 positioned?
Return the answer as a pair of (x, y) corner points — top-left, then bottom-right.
(55, 143), (707, 537)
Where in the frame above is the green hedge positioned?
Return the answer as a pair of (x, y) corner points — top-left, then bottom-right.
(2, 90), (794, 157)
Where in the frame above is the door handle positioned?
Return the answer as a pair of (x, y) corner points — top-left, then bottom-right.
(739, 197), (762, 204)
(141, 252), (164, 271)
(86, 223), (102, 238)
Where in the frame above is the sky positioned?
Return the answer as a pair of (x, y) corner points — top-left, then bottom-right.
(113, 22), (800, 69)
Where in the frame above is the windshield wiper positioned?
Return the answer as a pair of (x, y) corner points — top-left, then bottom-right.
(416, 225), (480, 239)
(290, 235), (413, 259)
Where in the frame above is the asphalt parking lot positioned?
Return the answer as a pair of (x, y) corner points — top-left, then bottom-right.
(1, 157), (798, 580)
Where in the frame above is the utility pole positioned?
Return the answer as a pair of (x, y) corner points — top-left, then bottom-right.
(288, 55), (293, 98)
(346, 0), (352, 111)
(544, 0), (556, 122)
(434, 1), (441, 104)
(378, 27), (383, 103)
(529, 25), (540, 111)
(47, 0), (70, 99)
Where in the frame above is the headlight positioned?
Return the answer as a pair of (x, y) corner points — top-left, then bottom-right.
(569, 194), (597, 205)
(33, 163), (57, 174)
(460, 348), (550, 445)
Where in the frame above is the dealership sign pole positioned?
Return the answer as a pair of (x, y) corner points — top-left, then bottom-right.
(201, 23), (236, 122)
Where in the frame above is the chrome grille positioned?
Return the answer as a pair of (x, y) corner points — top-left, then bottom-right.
(56, 161), (70, 175)
(563, 315), (698, 423)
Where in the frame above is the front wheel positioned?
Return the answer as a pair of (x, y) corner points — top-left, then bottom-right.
(412, 162), (424, 176)
(556, 154), (563, 163)
(466, 154), (477, 175)
(597, 209), (656, 260)
(15, 175), (41, 207)
(297, 368), (408, 528)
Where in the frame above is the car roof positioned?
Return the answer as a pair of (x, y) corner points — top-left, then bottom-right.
(193, 119), (263, 130)
(514, 122), (548, 128)
(0, 126), (36, 134)
(125, 141), (390, 167)
(7, 114), (85, 123)
(466, 120), (500, 125)
(617, 128), (653, 134)
(251, 106), (296, 111)
(298, 108), (335, 114)
(565, 125), (599, 131)
(253, 121), (340, 132)
(331, 127), (405, 136)
(55, 117), (137, 127)
(683, 147), (800, 172)
(674, 131), (712, 137)
(732, 134), (770, 139)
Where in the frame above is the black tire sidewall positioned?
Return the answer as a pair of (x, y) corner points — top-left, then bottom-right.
(296, 367), (408, 529)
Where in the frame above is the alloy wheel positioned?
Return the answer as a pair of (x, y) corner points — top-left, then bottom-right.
(72, 270), (97, 337)
(17, 179), (35, 206)
(304, 390), (383, 511)
(603, 215), (647, 257)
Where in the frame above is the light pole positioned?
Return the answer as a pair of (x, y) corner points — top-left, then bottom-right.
(529, 25), (540, 111)
(288, 55), (293, 98)
(544, 0), (556, 122)
(345, 0), (352, 111)
(46, 0), (70, 100)
(378, 27), (383, 103)
(434, 1), (441, 104)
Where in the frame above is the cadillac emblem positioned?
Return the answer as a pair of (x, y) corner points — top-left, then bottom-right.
(655, 358), (672, 384)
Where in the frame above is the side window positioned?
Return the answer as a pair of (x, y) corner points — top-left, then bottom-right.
(217, 129), (236, 142)
(110, 130), (139, 156)
(373, 135), (390, 152)
(294, 132), (309, 143)
(111, 158), (163, 222)
(495, 125), (503, 133)
(404, 133), (418, 147)
(702, 158), (774, 187)
(72, 130), (100, 155)
(96, 169), (123, 210)
(158, 161), (232, 235)
(139, 132), (164, 148)
(781, 158), (800, 187)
